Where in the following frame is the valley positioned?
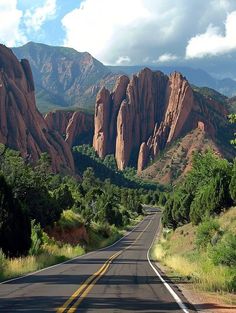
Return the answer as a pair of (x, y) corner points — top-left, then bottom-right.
(0, 33), (236, 313)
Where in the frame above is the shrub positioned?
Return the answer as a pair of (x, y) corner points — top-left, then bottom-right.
(211, 232), (236, 267)
(0, 249), (6, 276)
(57, 210), (83, 229)
(195, 219), (220, 250)
(29, 221), (44, 255)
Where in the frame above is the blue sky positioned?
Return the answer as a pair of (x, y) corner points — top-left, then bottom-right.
(1, 0), (236, 78)
(16, 0), (81, 46)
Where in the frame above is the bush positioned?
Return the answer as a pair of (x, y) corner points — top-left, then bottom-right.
(0, 249), (6, 277)
(211, 232), (236, 267)
(29, 221), (44, 255)
(195, 219), (220, 250)
(57, 210), (83, 229)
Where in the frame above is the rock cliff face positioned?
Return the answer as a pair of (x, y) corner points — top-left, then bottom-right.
(0, 44), (74, 173)
(93, 68), (230, 171)
(45, 110), (94, 147)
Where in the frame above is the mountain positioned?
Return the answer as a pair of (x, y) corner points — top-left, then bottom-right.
(93, 68), (235, 182)
(109, 65), (236, 97)
(13, 42), (118, 113)
(0, 44), (74, 173)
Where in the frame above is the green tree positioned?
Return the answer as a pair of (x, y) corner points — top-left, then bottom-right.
(0, 176), (31, 257)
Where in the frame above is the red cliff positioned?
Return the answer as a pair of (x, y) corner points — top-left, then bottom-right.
(0, 44), (74, 173)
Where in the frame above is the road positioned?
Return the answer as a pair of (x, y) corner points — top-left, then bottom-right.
(0, 210), (195, 312)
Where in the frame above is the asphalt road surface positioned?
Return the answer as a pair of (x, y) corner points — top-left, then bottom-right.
(0, 210), (195, 312)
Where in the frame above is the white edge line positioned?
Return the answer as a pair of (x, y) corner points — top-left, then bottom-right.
(0, 215), (148, 285)
(147, 214), (190, 313)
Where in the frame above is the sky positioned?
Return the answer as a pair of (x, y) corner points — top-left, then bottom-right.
(1, 0), (236, 78)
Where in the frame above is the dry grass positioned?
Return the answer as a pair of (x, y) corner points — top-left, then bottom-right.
(151, 207), (236, 294)
(0, 244), (84, 281)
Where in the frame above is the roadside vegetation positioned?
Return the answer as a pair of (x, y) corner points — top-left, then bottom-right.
(0, 144), (152, 281)
(151, 207), (236, 294)
(151, 114), (236, 297)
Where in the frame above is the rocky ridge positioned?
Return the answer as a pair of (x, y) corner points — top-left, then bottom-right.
(93, 68), (232, 173)
(0, 44), (74, 173)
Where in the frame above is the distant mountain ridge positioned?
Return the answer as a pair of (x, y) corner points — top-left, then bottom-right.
(13, 42), (236, 114)
(13, 42), (118, 113)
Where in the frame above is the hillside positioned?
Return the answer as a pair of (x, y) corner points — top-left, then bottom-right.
(138, 127), (232, 185)
(151, 207), (236, 303)
(13, 42), (118, 113)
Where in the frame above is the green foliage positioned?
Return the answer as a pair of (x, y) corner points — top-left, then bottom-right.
(195, 219), (220, 250)
(0, 144), (148, 260)
(0, 249), (6, 277)
(230, 160), (236, 202)
(211, 232), (236, 267)
(29, 220), (44, 255)
(73, 145), (161, 191)
(58, 210), (83, 229)
(162, 151), (233, 228)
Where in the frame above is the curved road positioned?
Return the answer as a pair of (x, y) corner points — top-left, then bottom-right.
(0, 210), (195, 312)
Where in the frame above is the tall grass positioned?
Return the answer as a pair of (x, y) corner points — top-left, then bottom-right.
(0, 243), (84, 281)
(151, 229), (236, 293)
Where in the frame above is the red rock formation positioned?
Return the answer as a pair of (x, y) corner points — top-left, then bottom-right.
(93, 87), (111, 158)
(45, 110), (93, 147)
(137, 142), (149, 173)
(45, 111), (74, 137)
(0, 44), (74, 173)
(66, 111), (93, 147)
(93, 68), (230, 172)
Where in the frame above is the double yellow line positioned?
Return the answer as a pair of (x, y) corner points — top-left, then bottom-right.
(56, 250), (121, 313)
(57, 218), (152, 313)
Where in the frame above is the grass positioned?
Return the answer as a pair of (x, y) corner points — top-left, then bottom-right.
(151, 207), (236, 296)
(0, 243), (84, 281)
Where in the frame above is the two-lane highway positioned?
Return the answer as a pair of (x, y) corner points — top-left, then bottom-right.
(0, 210), (195, 312)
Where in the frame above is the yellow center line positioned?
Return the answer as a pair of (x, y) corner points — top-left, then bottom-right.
(56, 218), (152, 313)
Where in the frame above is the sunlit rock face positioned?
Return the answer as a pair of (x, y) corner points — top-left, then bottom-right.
(0, 44), (74, 173)
(93, 68), (229, 171)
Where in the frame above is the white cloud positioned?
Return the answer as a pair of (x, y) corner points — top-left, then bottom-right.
(62, 0), (150, 63)
(186, 11), (236, 58)
(116, 56), (131, 65)
(154, 53), (178, 63)
(61, 0), (236, 65)
(24, 0), (57, 32)
(0, 0), (26, 46)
